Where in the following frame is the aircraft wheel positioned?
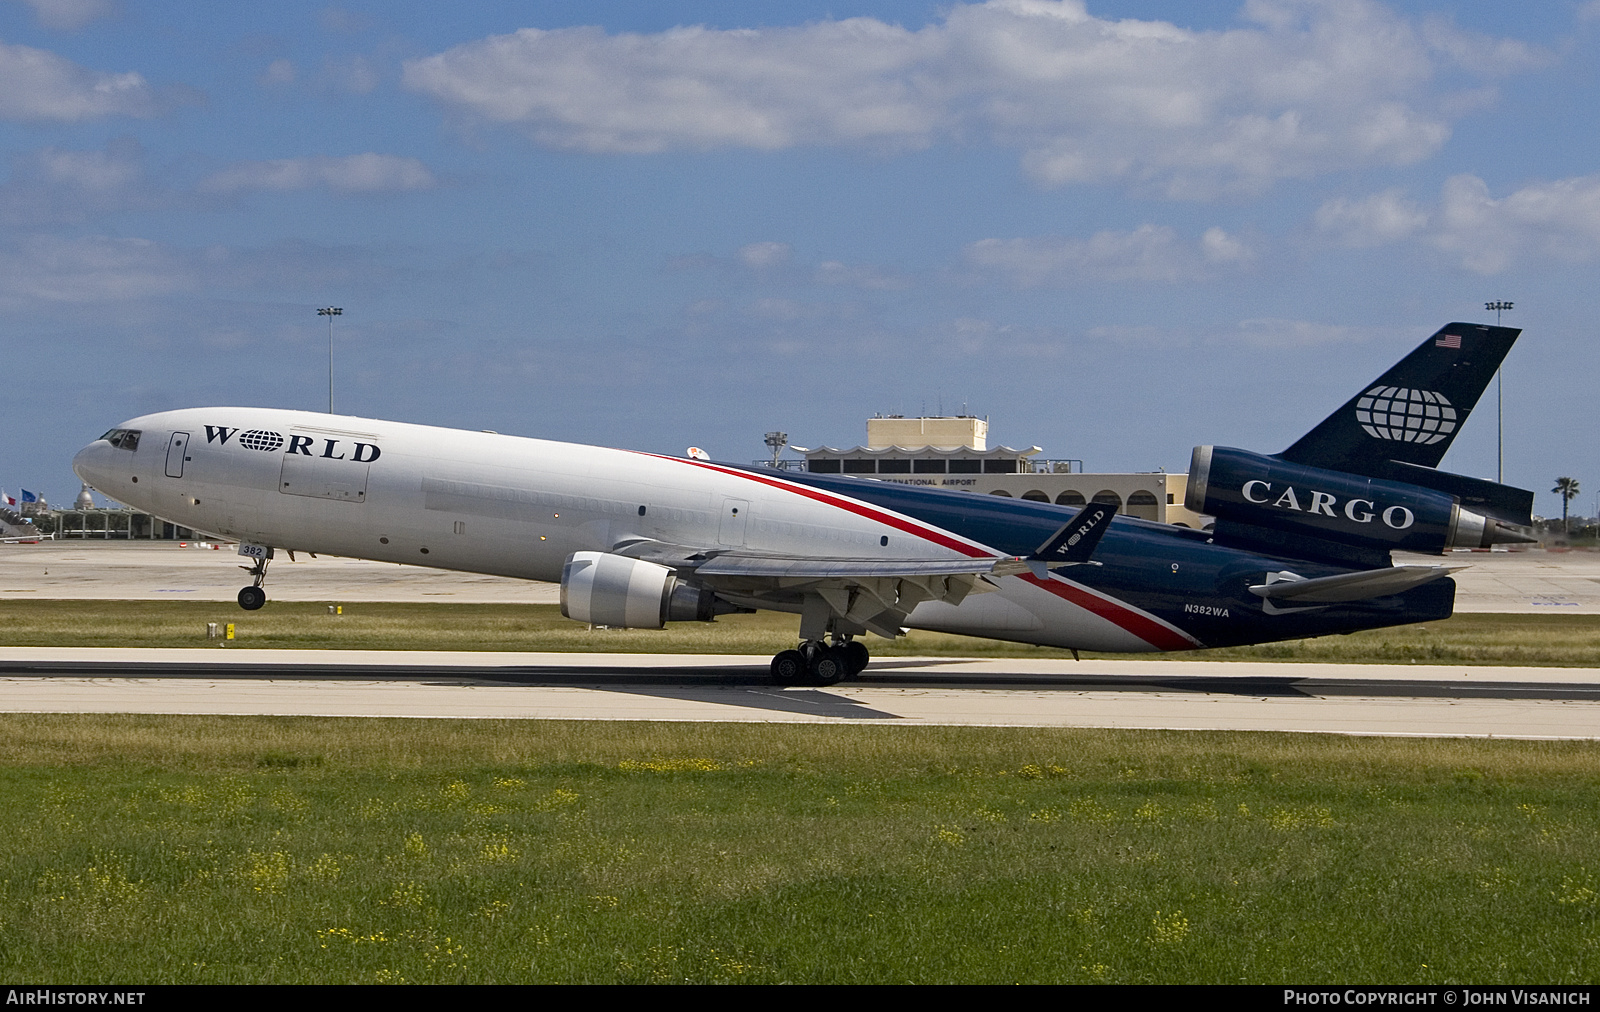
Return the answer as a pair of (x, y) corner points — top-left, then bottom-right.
(807, 648), (844, 686)
(237, 586), (267, 611)
(842, 641), (870, 677)
(771, 649), (806, 685)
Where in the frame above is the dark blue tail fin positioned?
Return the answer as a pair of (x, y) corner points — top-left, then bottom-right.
(1279, 323), (1519, 473)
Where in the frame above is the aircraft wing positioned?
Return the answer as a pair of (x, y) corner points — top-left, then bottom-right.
(610, 536), (1023, 579)
(609, 536), (1022, 639)
(693, 555), (1027, 580)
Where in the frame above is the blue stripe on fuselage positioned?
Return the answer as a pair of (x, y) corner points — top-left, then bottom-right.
(719, 464), (1455, 649)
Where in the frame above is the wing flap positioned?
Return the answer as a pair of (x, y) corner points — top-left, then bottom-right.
(694, 555), (1025, 579)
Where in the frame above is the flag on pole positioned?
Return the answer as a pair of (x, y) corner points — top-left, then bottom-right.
(1, 490), (13, 506)
(20, 490), (37, 503)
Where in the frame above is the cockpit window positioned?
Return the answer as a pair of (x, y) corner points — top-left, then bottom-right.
(100, 428), (140, 451)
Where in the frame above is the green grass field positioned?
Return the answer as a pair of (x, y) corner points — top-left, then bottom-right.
(2, 600), (1599, 666)
(2, 715), (1598, 983)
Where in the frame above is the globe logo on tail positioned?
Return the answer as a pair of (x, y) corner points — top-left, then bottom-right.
(1354, 387), (1456, 444)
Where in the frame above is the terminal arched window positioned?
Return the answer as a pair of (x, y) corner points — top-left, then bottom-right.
(1092, 490), (1123, 514)
(1127, 490), (1160, 521)
(1056, 490), (1086, 507)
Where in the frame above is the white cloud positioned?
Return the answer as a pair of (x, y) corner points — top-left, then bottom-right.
(0, 138), (158, 224)
(939, 316), (1074, 358)
(1432, 173), (1600, 274)
(0, 234), (192, 302)
(1314, 188), (1428, 246)
(1081, 318), (1398, 349)
(965, 224), (1253, 285)
(402, 0), (1540, 195)
(260, 59), (296, 87)
(1229, 318), (1381, 348)
(199, 154), (437, 195)
(1084, 323), (1186, 348)
(320, 54), (378, 95)
(1316, 174), (1600, 273)
(1201, 226), (1254, 264)
(737, 241), (792, 269)
(12, 0), (114, 31)
(31, 141), (140, 192)
(814, 260), (913, 290)
(0, 39), (154, 121)
(673, 242), (911, 289)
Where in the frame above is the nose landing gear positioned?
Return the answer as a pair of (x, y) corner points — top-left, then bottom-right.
(237, 547), (273, 610)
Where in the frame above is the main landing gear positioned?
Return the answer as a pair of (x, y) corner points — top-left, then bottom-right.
(237, 549), (272, 611)
(770, 636), (870, 687)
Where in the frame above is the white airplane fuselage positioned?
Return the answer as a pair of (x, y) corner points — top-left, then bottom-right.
(73, 407), (1195, 653)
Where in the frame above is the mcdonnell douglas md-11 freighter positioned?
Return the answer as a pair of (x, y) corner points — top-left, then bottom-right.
(74, 323), (1534, 685)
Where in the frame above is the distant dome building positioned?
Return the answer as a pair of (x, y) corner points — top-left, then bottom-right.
(75, 484), (95, 510)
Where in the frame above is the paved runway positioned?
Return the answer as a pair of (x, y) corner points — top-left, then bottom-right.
(4, 543), (1599, 739)
(3, 648), (1598, 739)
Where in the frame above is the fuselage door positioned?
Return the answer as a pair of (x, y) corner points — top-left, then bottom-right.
(165, 431), (190, 478)
(279, 429), (372, 503)
(718, 498), (749, 546)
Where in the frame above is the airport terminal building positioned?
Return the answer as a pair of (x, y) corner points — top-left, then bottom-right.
(770, 415), (1208, 527)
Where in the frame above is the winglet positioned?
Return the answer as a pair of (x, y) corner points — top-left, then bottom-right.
(1027, 502), (1116, 576)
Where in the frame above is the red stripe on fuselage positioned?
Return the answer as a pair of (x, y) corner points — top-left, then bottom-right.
(646, 453), (1201, 652)
(1021, 573), (1201, 651)
(640, 454), (993, 558)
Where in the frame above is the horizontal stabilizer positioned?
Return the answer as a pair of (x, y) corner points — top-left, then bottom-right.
(1249, 565), (1460, 604)
(1379, 460), (1535, 528)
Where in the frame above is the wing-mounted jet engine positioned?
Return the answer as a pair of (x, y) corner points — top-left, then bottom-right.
(560, 551), (737, 627)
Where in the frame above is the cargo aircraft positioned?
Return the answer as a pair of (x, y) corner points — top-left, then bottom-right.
(74, 323), (1533, 685)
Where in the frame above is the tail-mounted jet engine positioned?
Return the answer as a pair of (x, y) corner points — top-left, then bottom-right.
(560, 551), (731, 628)
(1186, 445), (1532, 554)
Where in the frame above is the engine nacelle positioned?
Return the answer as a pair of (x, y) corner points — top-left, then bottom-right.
(560, 552), (722, 628)
(1186, 446), (1524, 554)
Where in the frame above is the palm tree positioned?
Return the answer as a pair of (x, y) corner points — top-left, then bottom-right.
(1554, 477), (1581, 535)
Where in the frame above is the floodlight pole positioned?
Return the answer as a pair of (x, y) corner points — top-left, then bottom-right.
(764, 431), (788, 468)
(1485, 301), (1513, 484)
(318, 307), (342, 414)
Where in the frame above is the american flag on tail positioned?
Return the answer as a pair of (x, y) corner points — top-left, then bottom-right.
(1436, 333), (1462, 349)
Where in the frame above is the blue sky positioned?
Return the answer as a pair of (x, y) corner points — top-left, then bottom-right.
(3, 0), (1599, 519)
